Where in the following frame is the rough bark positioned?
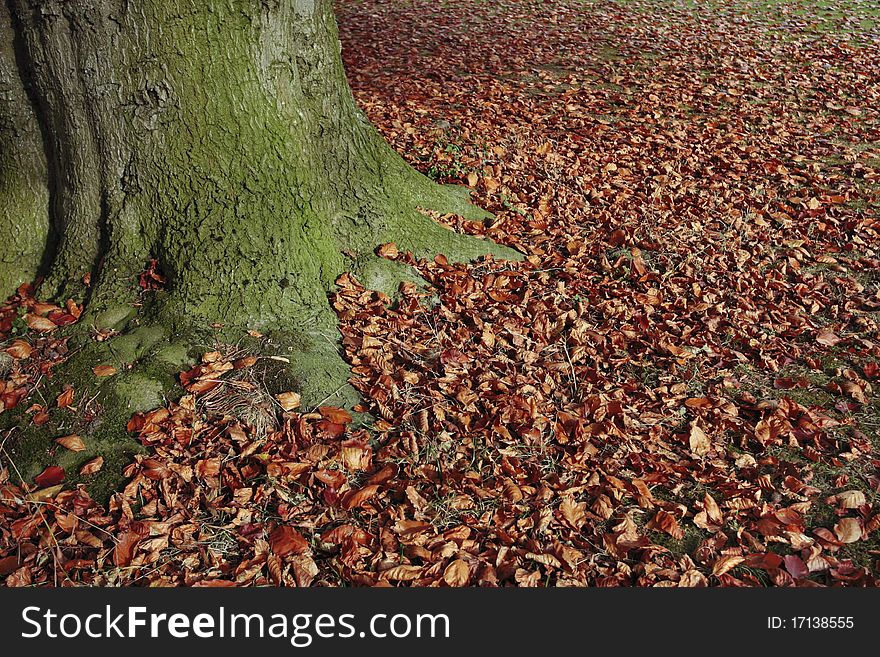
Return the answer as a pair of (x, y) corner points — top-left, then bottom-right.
(0, 2), (49, 299)
(1, 0), (518, 493)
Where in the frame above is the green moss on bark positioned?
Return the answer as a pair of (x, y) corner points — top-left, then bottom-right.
(0, 4), (49, 299)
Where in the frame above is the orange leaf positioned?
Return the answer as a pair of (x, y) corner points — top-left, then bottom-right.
(269, 525), (309, 557)
(377, 243), (399, 259)
(56, 387), (75, 409)
(319, 406), (353, 424)
(649, 509), (683, 540)
(342, 484), (380, 510)
(92, 364), (117, 377)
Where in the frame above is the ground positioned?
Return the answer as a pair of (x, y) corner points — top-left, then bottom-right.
(1, 0), (879, 586)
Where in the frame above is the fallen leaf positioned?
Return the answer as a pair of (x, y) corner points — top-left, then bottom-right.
(34, 466), (65, 487)
(319, 406), (353, 424)
(26, 484), (64, 503)
(92, 364), (117, 377)
(56, 435), (86, 452)
(834, 518), (862, 544)
(382, 564), (422, 581)
(689, 421), (711, 457)
(56, 387), (75, 409)
(443, 559), (470, 586)
(378, 243), (399, 258)
(5, 340), (32, 359)
(275, 391), (301, 411)
(269, 525), (309, 556)
(836, 490), (866, 509)
(711, 555), (744, 577)
(649, 509), (683, 539)
(79, 457), (104, 475)
(25, 314), (57, 332)
(816, 327), (842, 347)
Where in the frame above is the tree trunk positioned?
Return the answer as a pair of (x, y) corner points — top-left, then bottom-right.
(0, 2), (49, 299)
(2, 0), (518, 493)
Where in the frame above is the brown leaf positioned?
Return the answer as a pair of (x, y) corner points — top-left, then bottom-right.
(79, 457), (104, 476)
(816, 327), (842, 347)
(269, 525), (309, 557)
(754, 418), (772, 445)
(113, 531), (142, 567)
(342, 484), (380, 510)
(834, 517), (862, 544)
(443, 559), (470, 587)
(679, 570), (708, 587)
(712, 555), (744, 577)
(25, 314), (57, 332)
(291, 553), (319, 587)
(319, 406), (353, 424)
(501, 479), (523, 503)
(56, 387), (75, 409)
(839, 381), (868, 404)
(92, 364), (117, 377)
(192, 580), (237, 587)
(195, 457), (221, 478)
(382, 564), (422, 581)
(275, 391), (301, 411)
(784, 554), (809, 579)
(5, 340), (32, 359)
(560, 496), (586, 530)
(56, 435), (86, 452)
(26, 484), (64, 503)
(688, 421), (711, 457)
(704, 493), (723, 524)
(377, 243), (399, 259)
(649, 509), (683, 539)
(5, 566), (32, 587)
(0, 556), (20, 576)
(836, 490), (866, 509)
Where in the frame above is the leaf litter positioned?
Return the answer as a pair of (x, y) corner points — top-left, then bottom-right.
(1, 0), (880, 586)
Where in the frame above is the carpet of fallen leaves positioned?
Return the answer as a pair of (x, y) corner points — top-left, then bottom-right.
(2, 0), (880, 586)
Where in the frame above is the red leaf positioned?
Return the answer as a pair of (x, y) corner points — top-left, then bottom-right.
(34, 466), (65, 487)
(783, 555), (809, 579)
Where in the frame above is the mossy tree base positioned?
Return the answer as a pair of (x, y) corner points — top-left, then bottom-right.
(0, 0), (520, 496)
